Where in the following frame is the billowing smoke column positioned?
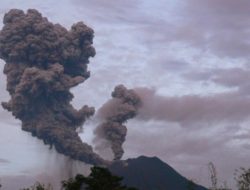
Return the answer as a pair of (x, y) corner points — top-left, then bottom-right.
(94, 85), (141, 160)
(0, 9), (105, 165)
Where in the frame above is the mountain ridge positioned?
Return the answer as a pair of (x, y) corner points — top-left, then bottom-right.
(108, 155), (208, 190)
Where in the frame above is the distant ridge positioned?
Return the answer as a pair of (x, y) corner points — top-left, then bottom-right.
(109, 156), (208, 190)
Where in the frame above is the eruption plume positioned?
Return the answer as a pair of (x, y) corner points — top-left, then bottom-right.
(0, 9), (105, 165)
(94, 85), (142, 160)
(134, 87), (250, 125)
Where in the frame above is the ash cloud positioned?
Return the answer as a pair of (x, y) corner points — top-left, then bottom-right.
(0, 9), (105, 165)
(94, 85), (141, 160)
(135, 87), (250, 126)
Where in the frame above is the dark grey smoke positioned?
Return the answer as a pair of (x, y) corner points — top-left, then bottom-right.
(0, 9), (105, 165)
(94, 85), (142, 160)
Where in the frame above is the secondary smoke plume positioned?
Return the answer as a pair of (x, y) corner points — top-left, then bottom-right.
(94, 85), (141, 160)
(0, 9), (105, 165)
(134, 87), (250, 125)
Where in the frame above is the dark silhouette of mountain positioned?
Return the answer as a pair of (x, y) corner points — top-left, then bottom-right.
(108, 156), (208, 190)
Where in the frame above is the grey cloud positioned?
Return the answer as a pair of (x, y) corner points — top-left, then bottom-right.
(72, 0), (250, 60)
(0, 158), (10, 163)
(183, 70), (215, 82)
(211, 68), (250, 94)
(177, 0), (250, 58)
(150, 57), (190, 73)
(87, 0), (250, 61)
(72, 0), (141, 24)
(184, 67), (250, 94)
(135, 87), (250, 125)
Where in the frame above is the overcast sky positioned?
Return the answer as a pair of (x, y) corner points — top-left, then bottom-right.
(0, 0), (250, 189)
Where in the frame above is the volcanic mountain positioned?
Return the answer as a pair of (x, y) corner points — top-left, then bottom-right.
(108, 156), (208, 190)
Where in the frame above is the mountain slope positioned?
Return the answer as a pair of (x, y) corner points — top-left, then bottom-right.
(109, 156), (207, 190)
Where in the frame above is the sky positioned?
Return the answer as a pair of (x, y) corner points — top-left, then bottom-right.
(0, 0), (250, 189)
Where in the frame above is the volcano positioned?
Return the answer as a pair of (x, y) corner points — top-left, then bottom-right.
(108, 156), (208, 190)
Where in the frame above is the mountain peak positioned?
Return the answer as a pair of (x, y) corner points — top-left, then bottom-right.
(109, 155), (207, 190)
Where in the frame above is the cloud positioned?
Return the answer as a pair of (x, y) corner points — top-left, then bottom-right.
(135, 87), (250, 126)
(0, 158), (10, 163)
(176, 0), (250, 58)
(72, 0), (142, 25)
(184, 66), (250, 95)
(123, 119), (248, 188)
